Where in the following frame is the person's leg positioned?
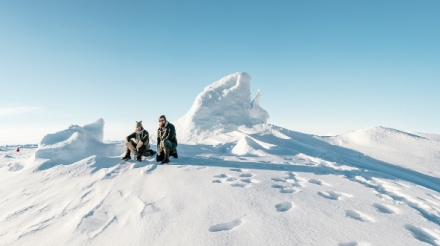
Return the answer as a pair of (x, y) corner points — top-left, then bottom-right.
(136, 144), (147, 161)
(170, 142), (178, 158)
(126, 140), (138, 154)
(122, 140), (136, 160)
(161, 140), (172, 163)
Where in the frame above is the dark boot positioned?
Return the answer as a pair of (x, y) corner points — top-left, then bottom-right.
(170, 149), (178, 158)
(121, 151), (131, 161)
(136, 154), (142, 162)
(137, 145), (146, 157)
(161, 149), (170, 164)
(156, 151), (164, 162)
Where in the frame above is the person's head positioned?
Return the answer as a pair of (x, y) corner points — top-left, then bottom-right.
(158, 115), (167, 127)
(135, 121), (143, 131)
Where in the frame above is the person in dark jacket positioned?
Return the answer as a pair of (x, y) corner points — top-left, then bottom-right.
(156, 115), (178, 164)
(121, 121), (150, 162)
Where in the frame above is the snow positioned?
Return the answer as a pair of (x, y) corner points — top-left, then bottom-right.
(1, 72), (440, 246)
(319, 126), (440, 178)
(175, 72), (269, 143)
(33, 119), (123, 170)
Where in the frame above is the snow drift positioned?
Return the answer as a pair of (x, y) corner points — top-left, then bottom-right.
(33, 119), (123, 170)
(320, 126), (440, 177)
(175, 72), (269, 142)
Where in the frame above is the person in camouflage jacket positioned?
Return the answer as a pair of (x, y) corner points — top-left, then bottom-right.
(157, 115), (178, 164)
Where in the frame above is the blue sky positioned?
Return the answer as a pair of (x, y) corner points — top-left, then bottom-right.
(1, 1), (439, 144)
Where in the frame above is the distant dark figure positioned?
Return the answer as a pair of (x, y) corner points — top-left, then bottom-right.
(16, 147), (20, 152)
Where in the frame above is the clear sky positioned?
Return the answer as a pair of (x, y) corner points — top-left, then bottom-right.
(1, 1), (439, 145)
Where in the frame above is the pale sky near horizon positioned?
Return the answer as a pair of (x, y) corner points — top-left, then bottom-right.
(1, 1), (439, 145)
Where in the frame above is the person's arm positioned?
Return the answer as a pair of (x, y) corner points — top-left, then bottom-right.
(125, 132), (136, 142)
(141, 130), (149, 144)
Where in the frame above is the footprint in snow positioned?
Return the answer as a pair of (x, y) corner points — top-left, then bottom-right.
(372, 203), (399, 214)
(272, 172), (306, 187)
(275, 201), (293, 212)
(280, 187), (296, 193)
(209, 218), (243, 232)
(214, 174), (230, 178)
(241, 178), (260, 184)
(231, 183), (251, 188)
(308, 179), (329, 186)
(212, 180), (223, 184)
(284, 172), (307, 187)
(345, 210), (375, 222)
(272, 184), (286, 189)
(239, 173), (254, 178)
(272, 177), (286, 182)
(339, 241), (372, 246)
(405, 224), (440, 246)
(226, 177), (237, 182)
(229, 168), (243, 172)
(318, 191), (352, 201)
(272, 184), (298, 194)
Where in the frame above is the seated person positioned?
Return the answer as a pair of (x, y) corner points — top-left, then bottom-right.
(156, 115), (178, 164)
(121, 121), (154, 162)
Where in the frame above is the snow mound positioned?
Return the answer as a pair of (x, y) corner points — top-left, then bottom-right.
(320, 126), (440, 177)
(175, 72), (269, 142)
(231, 136), (273, 157)
(33, 119), (123, 170)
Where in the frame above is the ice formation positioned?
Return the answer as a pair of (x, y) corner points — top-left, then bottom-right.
(175, 72), (269, 142)
(34, 119), (122, 170)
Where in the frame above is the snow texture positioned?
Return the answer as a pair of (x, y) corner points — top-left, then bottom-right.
(1, 72), (440, 246)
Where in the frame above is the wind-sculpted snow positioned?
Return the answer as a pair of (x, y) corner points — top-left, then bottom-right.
(249, 90), (269, 123)
(33, 119), (123, 170)
(2, 143), (440, 246)
(175, 72), (269, 142)
(2, 73), (440, 245)
(320, 126), (440, 178)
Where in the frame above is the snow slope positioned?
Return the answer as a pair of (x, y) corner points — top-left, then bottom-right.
(1, 73), (440, 246)
(319, 126), (440, 178)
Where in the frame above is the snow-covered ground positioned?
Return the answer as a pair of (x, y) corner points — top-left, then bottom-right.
(1, 73), (440, 246)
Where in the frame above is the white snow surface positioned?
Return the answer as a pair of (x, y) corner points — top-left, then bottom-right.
(1, 73), (440, 246)
(319, 126), (440, 178)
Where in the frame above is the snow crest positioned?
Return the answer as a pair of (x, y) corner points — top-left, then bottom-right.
(175, 72), (269, 142)
(33, 119), (122, 170)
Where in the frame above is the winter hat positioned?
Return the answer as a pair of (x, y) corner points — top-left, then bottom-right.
(135, 121), (143, 128)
